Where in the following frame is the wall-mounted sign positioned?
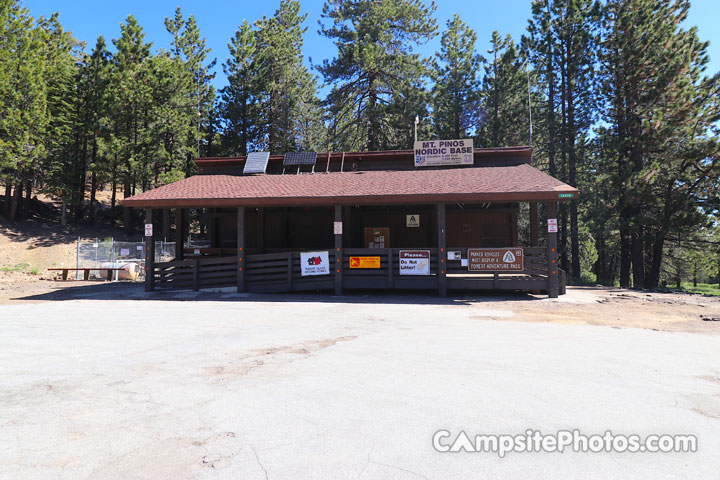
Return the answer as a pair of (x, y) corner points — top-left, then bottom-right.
(413, 139), (473, 167)
(300, 251), (330, 276)
(558, 193), (574, 198)
(334, 221), (343, 235)
(120, 248), (130, 256)
(144, 224), (153, 237)
(447, 251), (461, 261)
(399, 250), (430, 275)
(349, 256), (380, 269)
(547, 218), (558, 233)
(406, 214), (420, 227)
(468, 248), (524, 272)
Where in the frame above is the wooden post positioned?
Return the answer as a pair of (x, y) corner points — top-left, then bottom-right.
(437, 203), (447, 297)
(287, 252), (293, 291)
(530, 202), (539, 246)
(387, 248), (393, 288)
(175, 208), (184, 260)
(192, 259), (200, 291)
(256, 207), (265, 253)
(144, 208), (155, 292)
(547, 201), (559, 298)
(334, 205), (343, 295)
(237, 207), (245, 293)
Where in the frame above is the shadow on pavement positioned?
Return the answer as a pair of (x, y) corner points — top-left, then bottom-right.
(13, 281), (543, 306)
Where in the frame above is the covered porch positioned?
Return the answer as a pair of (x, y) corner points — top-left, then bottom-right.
(141, 200), (564, 297)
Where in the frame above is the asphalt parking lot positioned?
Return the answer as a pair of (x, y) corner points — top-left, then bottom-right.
(1, 290), (719, 479)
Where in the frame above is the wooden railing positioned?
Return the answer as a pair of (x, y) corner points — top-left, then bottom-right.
(154, 246), (555, 294)
(155, 256), (236, 290)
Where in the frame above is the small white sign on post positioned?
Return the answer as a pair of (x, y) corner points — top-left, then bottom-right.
(406, 214), (420, 228)
(547, 218), (558, 233)
(120, 248), (130, 256)
(300, 251), (330, 276)
(333, 221), (343, 235)
(144, 223), (153, 237)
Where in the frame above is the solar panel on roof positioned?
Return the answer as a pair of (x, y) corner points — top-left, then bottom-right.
(243, 151), (270, 174)
(283, 152), (317, 166)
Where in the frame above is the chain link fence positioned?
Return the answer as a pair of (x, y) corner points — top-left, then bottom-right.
(75, 238), (180, 281)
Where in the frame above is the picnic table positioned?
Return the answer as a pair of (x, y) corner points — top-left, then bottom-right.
(48, 267), (128, 281)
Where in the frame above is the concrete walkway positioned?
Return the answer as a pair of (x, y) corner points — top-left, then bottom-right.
(1, 297), (719, 479)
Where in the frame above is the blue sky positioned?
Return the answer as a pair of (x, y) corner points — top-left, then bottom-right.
(24, 0), (720, 92)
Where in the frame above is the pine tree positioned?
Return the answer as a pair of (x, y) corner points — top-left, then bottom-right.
(600, 0), (720, 288)
(318, 0), (437, 151)
(111, 15), (153, 233)
(220, 20), (260, 155)
(476, 31), (529, 148)
(164, 7), (216, 169)
(431, 14), (483, 139)
(0, 1), (47, 222)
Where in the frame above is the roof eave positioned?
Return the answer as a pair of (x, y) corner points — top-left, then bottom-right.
(122, 189), (579, 209)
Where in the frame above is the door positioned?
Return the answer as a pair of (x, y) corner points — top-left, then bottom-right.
(364, 227), (390, 248)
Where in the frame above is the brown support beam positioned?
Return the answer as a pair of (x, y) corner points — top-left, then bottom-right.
(437, 203), (447, 297)
(237, 207), (245, 293)
(175, 208), (184, 260)
(334, 205), (343, 295)
(530, 202), (539, 246)
(547, 201), (559, 298)
(144, 208), (155, 292)
(256, 207), (265, 253)
(208, 208), (216, 248)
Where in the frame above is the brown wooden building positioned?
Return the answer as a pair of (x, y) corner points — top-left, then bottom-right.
(123, 146), (578, 297)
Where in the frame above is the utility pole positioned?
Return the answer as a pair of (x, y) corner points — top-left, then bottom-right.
(525, 62), (533, 145)
(196, 72), (201, 158)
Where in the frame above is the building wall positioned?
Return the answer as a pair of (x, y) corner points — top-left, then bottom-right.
(210, 204), (519, 252)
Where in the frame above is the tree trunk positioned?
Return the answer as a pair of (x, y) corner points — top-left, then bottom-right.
(619, 221), (631, 288)
(61, 198), (67, 227)
(647, 230), (665, 289)
(89, 170), (97, 224)
(25, 180), (31, 202)
(631, 227), (645, 289)
(3, 183), (11, 218)
(123, 180), (133, 235)
(367, 73), (378, 151)
(9, 183), (21, 222)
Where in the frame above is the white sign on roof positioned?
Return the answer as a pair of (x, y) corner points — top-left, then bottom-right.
(413, 139), (473, 167)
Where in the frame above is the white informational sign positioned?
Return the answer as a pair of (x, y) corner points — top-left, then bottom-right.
(461, 258), (468, 267)
(194, 249), (201, 255)
(399, 250), (431, 275)
(120, 248), (130, 256)
(144, 223), (153, 237)
(547, 218), (558, 233)
(447, 251), (461, 260)
(413, 139), (473, 167)
(334, 221), (343, 235)
(300, 251), (330, 276)
(406, 214), (420, 227)
(136, 245), (143, 251)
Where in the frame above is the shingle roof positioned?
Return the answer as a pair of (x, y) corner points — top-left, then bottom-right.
(122, 163), (578, 208)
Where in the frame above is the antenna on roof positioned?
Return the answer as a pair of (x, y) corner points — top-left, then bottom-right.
(525, 60), (533, 145)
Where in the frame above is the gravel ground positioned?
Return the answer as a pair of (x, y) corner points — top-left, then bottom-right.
(1, 286), (719, 479)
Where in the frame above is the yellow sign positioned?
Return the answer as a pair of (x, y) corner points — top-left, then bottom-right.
(349, 256), (381, 269)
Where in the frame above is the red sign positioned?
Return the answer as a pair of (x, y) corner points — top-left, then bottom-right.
(467, 248), (524, 272)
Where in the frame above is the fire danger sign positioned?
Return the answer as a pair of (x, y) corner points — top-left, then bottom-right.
(467, 248), (524, 271)
(349, 256), (380, 269)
